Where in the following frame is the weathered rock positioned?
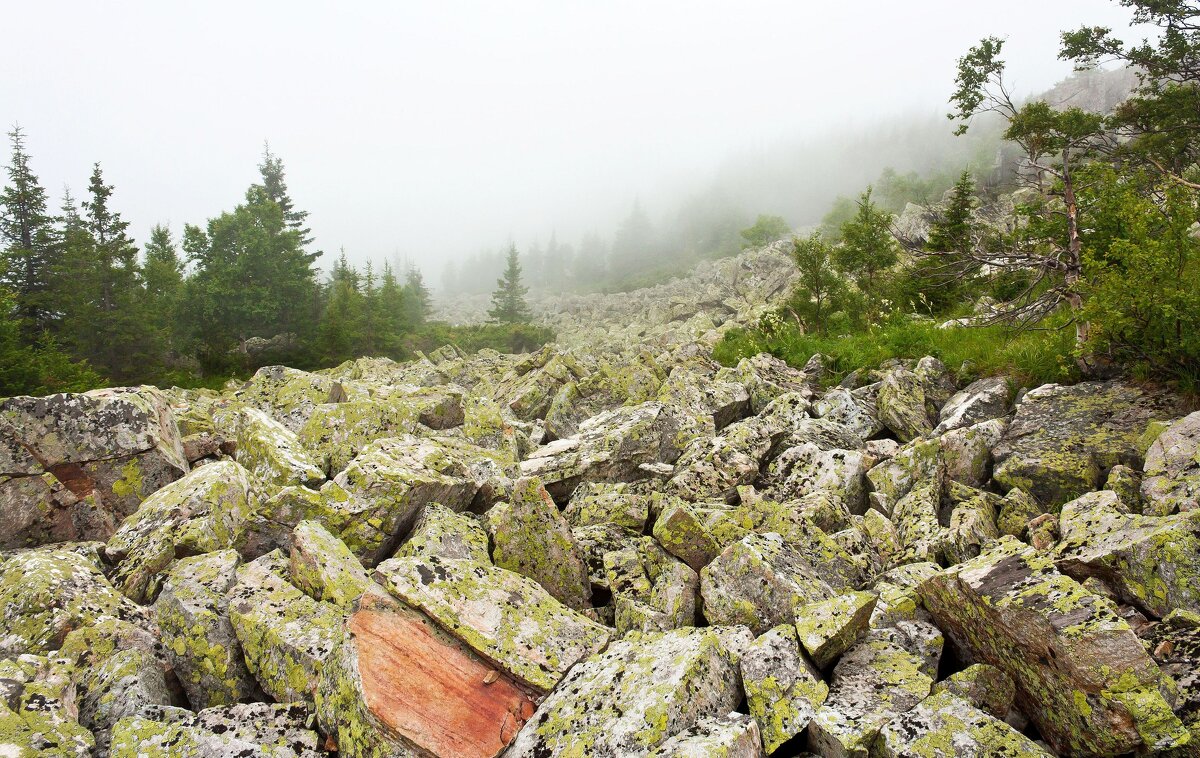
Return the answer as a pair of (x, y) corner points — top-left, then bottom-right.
(485, 476), (592, 610)
(572, 522), (643, 590)
(920, 536), (1189, 755)
(934, 375), (1013, 434)
(873, 691), (1052, 757)
(563, 481), (651, 531)
(0, 675), (94, 757)
(865, 437), (941, 507)
(493, 348), (585, 422)
(653, 497), (723, 572)
(996, 487), (1041, 538)
(153, 550), (256, 709)
(1142, 410), (1200, 515)
(105, 459), (258, 603)
(504, 626), (752, 757)
(234, 407), (324, 491)
(668, 416), (781, 502)
(520, 402), (687, 501)
(940, 417), (1005, 489)
(740, 623), (828, 752)
(931, 663), (1016, 720)
(649, 713), (764, 758)
(720, 353), (815, 414)
(992, 380), (1187, 507)
(608, 538), (700, 635)
(394, 502), (491, 563)
(700, 532), (834, 635)
(877, 368), (934, 442)
(765, 443), (870, 515)
(544, 354), (666, 439)
(942, 483), (1001, 564)
(109, 702), (323, 757)
(235, 364), (366, 432)
(813, 387), (884, 440)
(891, 480), (945, 564)
(288, 520), (371, 609)
(227, 551), (341, 707)
(376, 555), (611, 692)
(794, 591), (877, 669)
(317, 590), (538, 758)
(1056, 490), (1200, 617)
(0, 386), (189, 547)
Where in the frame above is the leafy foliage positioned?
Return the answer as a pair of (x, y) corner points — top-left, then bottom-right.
(739, 214), (790, 249)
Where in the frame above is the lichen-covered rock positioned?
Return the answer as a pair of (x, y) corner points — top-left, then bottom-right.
(105, 459), (258, 603)
(572, 522), (643, 590)
(939, 417), (1005, 489)
(720, 353), (816, 414)
(931, 663), (1016, 720)
(0, 696), (94, 757)
(544, 354), (666, 439)
(892, 480), (946, 564)
(493, 348), (585, 422)
(1055, 490), (1200, 617)
(234, 407), (324, 491)
(668, 415), (782, 502)
(317, 590), (538, 758)
(700, 532), (834, 635)
(806, 625), (939, 757)
(794, 591), (877, 669)
(608, 538), (699, 635)
(740, 623), (828, 752)
(109, 702), (323, 757)
(288, 520), (371, 608)
(0, 386), (189, 547)
(0, 546), (139, 657)
(765, 443), (870, 515)
(813, 387), (884, 441)
(653, 497), (723, 572)
(992, 380), (1187, 507)
(648, 713), (764, 758)
(153, 550), (256, 710)
(996, 487), (1041, 538)
(941, 484), (1001, 564)
(864, 437), (941, 507)
(877, 368), (934, 442)
(933, 375), (1013, 434)
(919, 536), (1189, 755)
(486, 476), (592, 610)
(563, 481), (651, 531)
(1142, 410), (1200, 515)
(227, 551), (341, 707)
(504, 626), (752, 757)
(376, 555), (611, 693)
(873, 691), (1052, 757)
(656, 364), (750, 433)
(235, 364), (367, 432)
(394, 502), (491, 563)
(520, 402), (687, 501)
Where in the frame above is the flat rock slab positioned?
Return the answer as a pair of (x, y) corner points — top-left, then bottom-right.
(874, 691), (1052, 757)
(376, 555), (611, 693)
(318, 591), (537, 758)
(110, 702), (324, 758)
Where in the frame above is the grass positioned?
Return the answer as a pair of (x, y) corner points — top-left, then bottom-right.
(713, 315), (1082, 389)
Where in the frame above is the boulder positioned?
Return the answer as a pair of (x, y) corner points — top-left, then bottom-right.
(873, 691), (1052, 757)
(109, 702), (323, 757)
(740, 623), (828, 752)
(504, 626), (752, 757)
(607, 538), (699, 635)
(394, 502), (491, 564)
(877, 368), (934, 442)
(233, 407), (324, 491)
(765, 443), (870, 515)
(563, 481), (651, 531)
(288, 520), (371, 609)
(1142, 410), (1200, 515)
(931, 663), (1016, 720)
(544, 354), (665, 439)
(794, 591), (877, 669)
(920, 537), (1189, 755)
(934, 375), (1013, 434)
(653, 497), (723, 572)
(813, 387), (884, 440)
(668, 416), (781, 502)
(649, 714), (764, 758)
(376, 555), (611, 693)
(235, 364), (366, 432)
(720, 353), (815, 414)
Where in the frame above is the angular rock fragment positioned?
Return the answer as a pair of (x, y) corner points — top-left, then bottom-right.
(794, 591), (877, 669)
(740, 623), (828, 752)
(109, 702), (323, 757)
(608, 538), (699, 635)
(376, 555), (611, 692)
(934, 375), (1013, 434)
(1142, 410), (1200, 515)
(877, 368), (934, 442)
(234, 407), (324, 491)
(653, 497), (723, 572)
(649, 713), (764, 758)
(563, 481), (651, 531)
(920, 537), (1189, 755)
(505, 626), (752, 757)
(813, 387), (883, 440)
(288, 520), (371, 608)
(235, 364), (366, 432)
(765, 443), (870, 514)
(668, 415), (781, 502)
(873, 691), (1052, 757)
(394, 502), (491, 563)
(720, 352), (815, 414)
(931, 663), (1016, 720)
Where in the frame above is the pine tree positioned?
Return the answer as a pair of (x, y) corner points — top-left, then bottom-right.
(611, 199), (654, 275)
(258, 143), (314, 249)
(488, 245), (532, 324)
(378, 261), (411, 352)
(0, 127), (58, 336)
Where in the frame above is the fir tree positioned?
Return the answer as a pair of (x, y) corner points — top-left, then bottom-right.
(142, 224), (185, 355)
(403, 264), (432, 324)
(488, 245), (532, 324)
(0, 126), (58, 336)
(925, 170), (976, 254)
(258, 142), (315, 249)
(834, 187), (900, 323)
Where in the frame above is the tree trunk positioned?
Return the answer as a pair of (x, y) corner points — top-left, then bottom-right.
(1061, 151), (1093, 372)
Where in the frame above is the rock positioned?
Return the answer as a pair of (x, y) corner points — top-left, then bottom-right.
(235, 364), (365, 432)
(394, 502), (491, 563)
(288, 520), (371, 609)
(0, 686), (94, 756)
(765, 443), (870, 515)
(919, 537), (1189, 755)
(153, 550), (256, 709)
(892, 480), (945, 563)
(700, 532), (834, 635)
(873, 691), (1053, 757)
(740, 623), (828, 752)
(317, 590), (538, 758)
(794, 591), (877, 669)
(806, 626), (939, 757)
(931, 663), (1016, 720)
(1055, 490), (1200, 617)
(941, 484), (1001, 564)
(934, 375), (1013, 434)
(544, 354), (665, 439)
(865, 437), (941, 507)
(227, 551), (342, 707)
(233, 408), (324, 491)
(939, 418), (1005, 489)
(0, 546), (139, 657)
(1142, 410), (1200, 515)
(504, 626), (752, 757)
(996, 487), (1041, 538)
(653, 497), (723, 572)
(109, 702), (323, 757)
(0, 386), (189, 547)
(520, 402), (687, 501)
(563, 481), (651, 531)
(1027, 513), (1059, 550)
(813, 386), (884, 441)
(721, 353), (815, 414)
(105, 459), (258, 603)
(992, 380), (1187, 507)
(485, 476), (592, 610)
(668, 416), (782, 502)
(877, 369), (934, 442)
(608, 538), (699, 635)
(648, 713), (764, 758)
(494, 349), (585, 421)
(376, 555), (611, 692)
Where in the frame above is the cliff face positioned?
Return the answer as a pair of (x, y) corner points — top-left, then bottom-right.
(2, 241), (1199, 757)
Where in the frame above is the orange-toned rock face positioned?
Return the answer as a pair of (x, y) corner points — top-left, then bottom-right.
(347, 595), (538, 757)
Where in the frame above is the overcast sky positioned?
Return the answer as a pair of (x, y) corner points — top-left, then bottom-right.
(2, 1), (1137, 278)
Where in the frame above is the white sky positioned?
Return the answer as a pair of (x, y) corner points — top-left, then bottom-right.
(1, 1), (1137, 276)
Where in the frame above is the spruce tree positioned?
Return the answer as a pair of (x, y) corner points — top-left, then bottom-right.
(0, 127), (58, 336)
(403, 264), (432, 324)
(834, 187), (900, 324)
(258, 143), (314, 249)
(142, 224), (185, 357)
(925, 171), (976, 254)
(488, 245), (532, 324)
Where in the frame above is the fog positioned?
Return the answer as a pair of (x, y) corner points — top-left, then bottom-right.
(1, 1), (1136, 285)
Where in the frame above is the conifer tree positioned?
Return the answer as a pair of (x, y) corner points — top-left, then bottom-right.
(0, 127), (58, 336)
(488, 245), (532, 324)
(403, 264), (432, 325)
(258, 142), (314, 248)
(142, 224), (185, 356)
(834, 187), (900, 323)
